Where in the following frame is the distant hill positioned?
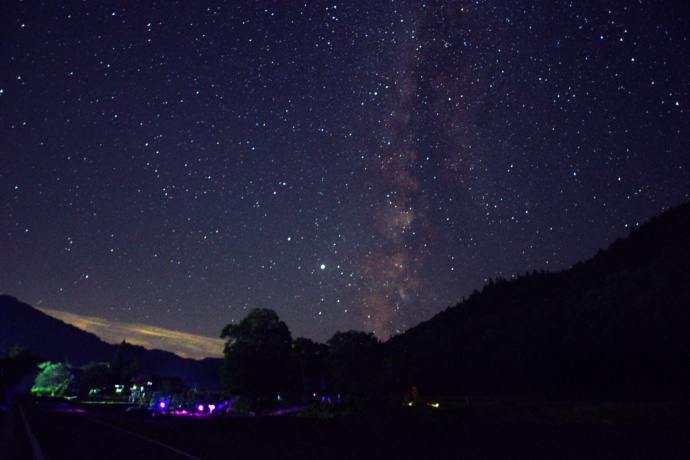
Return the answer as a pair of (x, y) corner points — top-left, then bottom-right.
(385, 202), (690, 401)
(0, 296), (222, 389)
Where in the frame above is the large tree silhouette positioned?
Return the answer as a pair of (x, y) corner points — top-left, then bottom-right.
(326, 330), (381, 397)
(220, 308), (292, 399)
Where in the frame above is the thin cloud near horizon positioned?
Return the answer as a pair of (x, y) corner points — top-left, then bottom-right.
(39, 308), (225, 360)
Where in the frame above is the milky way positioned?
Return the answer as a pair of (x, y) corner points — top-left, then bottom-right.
(1, 1), (688, 349)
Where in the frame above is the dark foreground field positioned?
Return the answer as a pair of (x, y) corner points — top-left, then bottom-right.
(5, 398), (690, 459)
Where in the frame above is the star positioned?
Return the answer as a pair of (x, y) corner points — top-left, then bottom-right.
(0, 0), (686, 351)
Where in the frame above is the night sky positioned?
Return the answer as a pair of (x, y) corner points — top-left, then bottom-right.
(2, 1), (688, 356)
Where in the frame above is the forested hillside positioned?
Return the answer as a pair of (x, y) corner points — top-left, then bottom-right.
(384, 202), (690, 401)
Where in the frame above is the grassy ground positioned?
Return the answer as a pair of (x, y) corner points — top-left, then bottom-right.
(5, 395), (688, 458)
(91, 399), (690, 459)
(413, 397), (690, 424)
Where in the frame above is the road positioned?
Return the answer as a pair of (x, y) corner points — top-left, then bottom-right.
(3, 399), (200, 460)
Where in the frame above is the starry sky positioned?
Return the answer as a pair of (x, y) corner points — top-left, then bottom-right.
(2, 1), (688, 356)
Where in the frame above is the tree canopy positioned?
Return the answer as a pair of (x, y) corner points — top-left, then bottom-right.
(326, 330), (381, 396)
(0, 346), (39, 402)
(291, 337), (328, 400)
(110, 341), (142, 383)
(220, 308), (292, 398)
(32, 361), (76, 397)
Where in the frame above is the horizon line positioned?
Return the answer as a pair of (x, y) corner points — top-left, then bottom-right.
(38, 308), (225, 360)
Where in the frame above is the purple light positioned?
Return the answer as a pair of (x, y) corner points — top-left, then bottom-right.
(208, 404), (216, 413)
(198, 404), (204, 412)
(54, 408), (86, 414)
(159, 401), (166, 409)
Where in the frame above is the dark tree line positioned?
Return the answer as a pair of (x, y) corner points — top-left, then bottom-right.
(219, 309), (383, 406)
(383, 201), (690, 401)
(220, 202), (690, 405)
(77, 340), (143, 397)
(0, 346), (39, 403)
(27, 340), (144, 398)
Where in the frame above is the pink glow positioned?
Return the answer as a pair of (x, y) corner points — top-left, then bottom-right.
(51, 408), (86, 414)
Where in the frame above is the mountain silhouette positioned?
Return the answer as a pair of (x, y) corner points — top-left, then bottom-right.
(3, 202), (689, 400)
(384, 201), (690, 401)
(0, 296), (221, 389)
